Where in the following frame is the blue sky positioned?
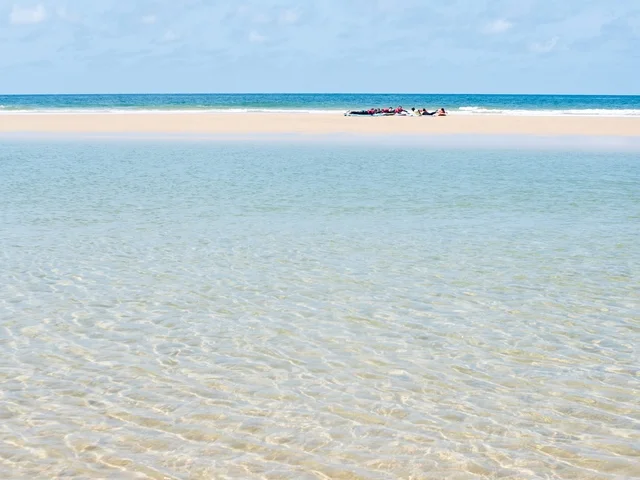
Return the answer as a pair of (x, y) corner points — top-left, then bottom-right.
(1, 0), (638, 94)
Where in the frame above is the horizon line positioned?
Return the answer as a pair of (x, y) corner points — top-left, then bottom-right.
(1, 92), (640, 97)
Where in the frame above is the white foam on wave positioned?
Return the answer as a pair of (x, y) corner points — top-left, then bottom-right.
(1, 105), (639, 117)
(456, 106), (640, 117)
(0, 107), (346, 115)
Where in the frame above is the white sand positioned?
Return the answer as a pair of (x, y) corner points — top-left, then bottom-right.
(1, 113), (639, 137)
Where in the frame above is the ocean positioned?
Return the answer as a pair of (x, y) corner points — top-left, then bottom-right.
(1, 93), (640, 117)
(0, 138), (639, 479)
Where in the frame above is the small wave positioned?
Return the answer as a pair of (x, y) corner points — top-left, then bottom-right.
(1, 106), (640, 117)
(456, 106), (640, 117)
(0, 107), (346, 116)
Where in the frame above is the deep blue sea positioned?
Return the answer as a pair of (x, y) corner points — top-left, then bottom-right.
(0, 138), (638, 479)
(1, 93), (640, 116)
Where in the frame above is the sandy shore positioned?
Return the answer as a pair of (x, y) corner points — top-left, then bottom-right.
(1, 113), (639, 137)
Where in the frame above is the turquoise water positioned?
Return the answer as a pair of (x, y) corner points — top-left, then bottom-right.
(1, 139), (639, 479)
(1, 93), (640, 116)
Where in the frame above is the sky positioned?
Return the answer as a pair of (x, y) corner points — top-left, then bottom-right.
(0, 0), (639, 94)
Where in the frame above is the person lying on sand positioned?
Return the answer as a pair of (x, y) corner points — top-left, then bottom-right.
(345, 106), (446, 116)
(345, 108), (376, 115)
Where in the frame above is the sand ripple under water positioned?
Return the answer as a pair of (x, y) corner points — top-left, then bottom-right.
(0, 141), (638, 479)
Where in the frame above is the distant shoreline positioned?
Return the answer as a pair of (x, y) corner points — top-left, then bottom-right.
(1, 113), (639, 137)
(1, 109), (640, 118)
(2, 93), (640, 118)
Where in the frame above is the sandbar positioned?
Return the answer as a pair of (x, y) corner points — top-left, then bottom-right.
(0, 113), (639, 137)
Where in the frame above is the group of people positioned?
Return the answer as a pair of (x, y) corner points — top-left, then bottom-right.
(345, 106), (447, 117)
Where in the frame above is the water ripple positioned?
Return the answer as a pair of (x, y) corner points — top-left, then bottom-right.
(0, 141), (638, 479)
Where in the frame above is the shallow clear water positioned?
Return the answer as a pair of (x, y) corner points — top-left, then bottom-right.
(0, 140), (638, 479)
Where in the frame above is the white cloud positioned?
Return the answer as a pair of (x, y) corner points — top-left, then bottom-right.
(142, 14), (157, 25)
(483, 19), (512, 34)
(56, 7), (80, 22)
(377, 0), (395, 12)
(163, 30), (179, 42)
(279, 9), (299, 25)
(249, 31), (266, 43)
(10, 4), (46, 25)
(530, 36), (559, 53)
(252, 13), (270, 24)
